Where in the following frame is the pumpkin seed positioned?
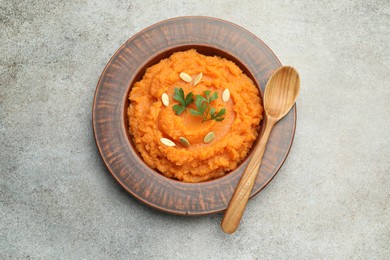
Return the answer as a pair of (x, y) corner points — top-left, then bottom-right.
(203, 132), (215, 144)
(222, 88), (230, 102)
(193, 72), (203, 86)
(180, 72), (192, 83)
(161, 93), (169, 106)
(179, 137), (190, 147)
(160, 137), (175, 147)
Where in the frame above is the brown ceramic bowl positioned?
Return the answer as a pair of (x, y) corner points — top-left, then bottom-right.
(93, 16), (296, 215)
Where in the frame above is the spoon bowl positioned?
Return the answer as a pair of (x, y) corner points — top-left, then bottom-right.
(221, 66), (300, 234)
(264, 66), (300, 119)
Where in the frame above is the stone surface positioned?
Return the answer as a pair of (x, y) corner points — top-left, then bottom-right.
(1, 0), (389, 259)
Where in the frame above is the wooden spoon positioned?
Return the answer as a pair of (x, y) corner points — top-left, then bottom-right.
(221, 66), (300, 234)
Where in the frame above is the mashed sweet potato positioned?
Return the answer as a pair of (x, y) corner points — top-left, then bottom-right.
(128, 49), (263, 182)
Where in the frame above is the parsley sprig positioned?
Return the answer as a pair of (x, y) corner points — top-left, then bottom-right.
(172, 87), (226, 122)
(189, 90), (226, 122)
(172, 87), (194, 115)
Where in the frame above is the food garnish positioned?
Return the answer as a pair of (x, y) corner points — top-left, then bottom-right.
(160, 137), (176, 147)
(161, 93), (169, 106)
(172, 87), (194, 115)
(189, 90), (226, 122)
(193, 72), (203, 86)
(203, 132), (215, 143)
(222, 88), (230, 102)
(179, 72), (192, 83)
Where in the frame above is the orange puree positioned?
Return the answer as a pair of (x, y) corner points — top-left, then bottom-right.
(128, 49), (263, 182)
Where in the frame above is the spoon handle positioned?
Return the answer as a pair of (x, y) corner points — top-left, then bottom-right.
(221, 118), (276, 234)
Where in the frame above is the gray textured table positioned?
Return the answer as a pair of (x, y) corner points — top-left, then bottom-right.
(1, 1), (389, 259)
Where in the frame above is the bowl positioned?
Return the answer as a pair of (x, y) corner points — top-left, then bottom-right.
(93, 16), (296, 215)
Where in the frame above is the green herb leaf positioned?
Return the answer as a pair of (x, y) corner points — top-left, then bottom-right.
(195, 94), (204, 111)
(204, 90), (211, 100)
(189, 109), (202, 116)
(185, 92), (194, 106)
(172, 87), (195, 115)
(211, 108), (226, 122)
(210, 107), (216, 117)
(173, 104), (186, 115)
(210, 92), (218, 102)
(202, 102), (207, 112)
(215, 108), (226, 117)
(191, 90), (226, 122)
(173, 87), (185, 106)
